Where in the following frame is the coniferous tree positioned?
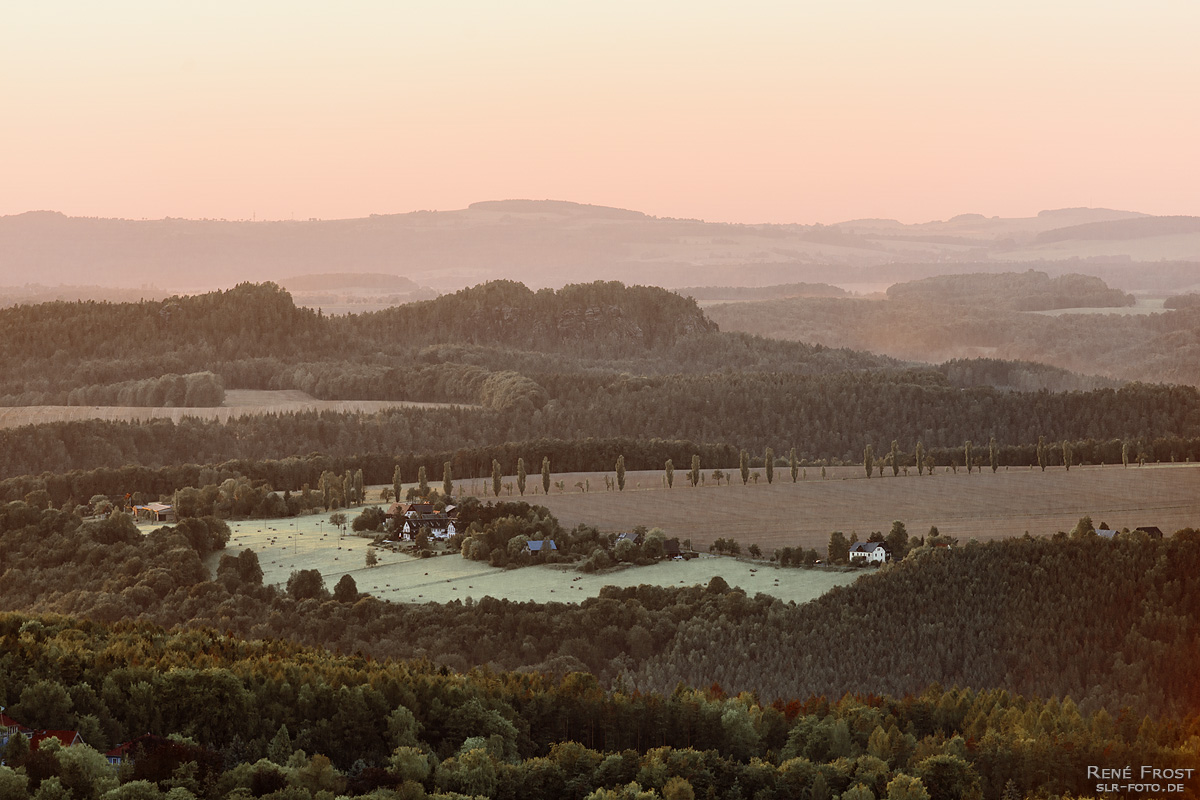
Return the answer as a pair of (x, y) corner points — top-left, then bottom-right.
(765, 447), (775, 484)
(517, 457), (527, 495)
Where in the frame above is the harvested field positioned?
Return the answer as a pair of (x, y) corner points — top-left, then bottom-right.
(203, 515), (856, 605)
(0, 389), (469, 429)
(493, 463), (1200, 553)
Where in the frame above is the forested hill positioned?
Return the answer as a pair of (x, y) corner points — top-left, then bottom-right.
(345, 280), (718, 353)
(0, 280), (905, 406)
(0, 280), (715, 361)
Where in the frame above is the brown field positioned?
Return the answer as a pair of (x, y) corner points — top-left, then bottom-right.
(0, 389), (469, 429)
(482, 463), (1200, 553)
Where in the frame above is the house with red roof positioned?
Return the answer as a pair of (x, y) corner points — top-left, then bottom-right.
(29, 730), (83, 749)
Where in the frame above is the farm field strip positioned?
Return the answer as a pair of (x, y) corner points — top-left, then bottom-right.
(0, 389), (470, 429)
(513, 464), (1200, 551)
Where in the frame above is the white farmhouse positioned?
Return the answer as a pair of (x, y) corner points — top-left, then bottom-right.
(849, 541), (888, 564)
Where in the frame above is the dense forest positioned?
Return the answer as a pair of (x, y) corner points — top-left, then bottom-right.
(2, 612), (1195, 800)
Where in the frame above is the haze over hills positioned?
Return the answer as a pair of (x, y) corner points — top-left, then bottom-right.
(3, 200), (1198, 295)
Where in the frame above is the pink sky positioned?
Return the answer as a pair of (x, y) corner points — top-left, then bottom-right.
(2, 2), (1197, 225)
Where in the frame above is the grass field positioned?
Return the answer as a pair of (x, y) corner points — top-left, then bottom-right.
(0, 389), (468, 429)
(470, 463), (1200, 553)
(203, 515), (857, 605)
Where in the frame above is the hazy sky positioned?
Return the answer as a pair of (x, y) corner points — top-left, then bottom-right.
(3, 2), (1198, 224)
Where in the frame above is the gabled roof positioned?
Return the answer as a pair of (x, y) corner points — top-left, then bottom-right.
(527, 539), (557, 551)
(850, 542), (885, 553)
(1136, 526), (1164, 537)
(30, 730), (82, 749)
(1097, 529), (1118, 539)
(0, 710), (26, 730)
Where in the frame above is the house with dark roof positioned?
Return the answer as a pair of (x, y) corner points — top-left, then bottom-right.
(388, 503), (459, 540)
(615, 531), (645, 546)
(849, 541), (888, 564)
(1135, 526), (1164, 539)
(662, 538), (682, 559)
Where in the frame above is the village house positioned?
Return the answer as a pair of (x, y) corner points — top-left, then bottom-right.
(386, 502), (458, 540)
(849, 541), (888, 564)
(525, 539), (557, 554)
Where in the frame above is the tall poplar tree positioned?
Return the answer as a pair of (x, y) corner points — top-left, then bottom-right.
(665, 458), (674, 488)
(616, 455), (626, 491)
(989, 436), (999, 473)
(765, 447), (775, 484)
(1037, 436), (1047, 472)
(915, 441), (925, 476)
(541, 456), (550, 494)
(354, 469), (365, 505)
(789, 447), (798, 482)
(864, 444), (874, 478)
(517, 457), (527, 495)
(691, 454), (701, 487)
(964, 441), (973, 474)
(890, 440), (900, 476)
(492, 460), (503, 497)
(442, 462), (453, 498)
(740, 450), (750, 485)
(1063, 440), (1073, 471)
(392, 466), (402, 504)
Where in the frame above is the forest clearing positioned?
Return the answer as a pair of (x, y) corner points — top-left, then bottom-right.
(205, 515), (858, 604)
(477, 462), (1200, 552)
(0, 389), (468, 429)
